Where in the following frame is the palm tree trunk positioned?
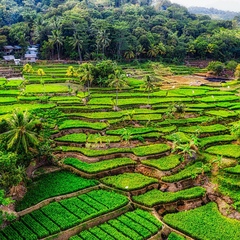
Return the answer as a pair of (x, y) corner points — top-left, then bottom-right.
(77, 45), (82, 63)
(57, 43), (60, 60)
(116, 89), (118, 108)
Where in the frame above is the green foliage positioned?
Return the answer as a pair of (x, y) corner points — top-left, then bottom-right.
(58, 119), (107, 130)
(0, 190), (15, 226)
(2, 190), (128, 239)
(207, 61), (225, 76)
(206, 144), (240, 158)
(56, 145), (132, 157)
(206, 110), (238, 117)
(178, 124), (227, 133)
(224, 165), (240, 174)
(72, 209), (161, 240)
(0, 151), (24, 191)
(163, 202), (240, 240)
(55, 133), (87, 143)
(101, 173), (158, 191)
(132, 144), (170, 156)
(230, 121), (240, 142)
(63, 157), (136, 173)
(200, 135), (237, 147)
(161, 162), (210, 182)
(15, 170), (98, 211)
(200, 95), (238, 102)
(25, 84), (69, 93)
(141, 155), (182, 171)
(1, 109), (39, 153)
(133, 187), (206, 207)
(168, 232), (186, 240)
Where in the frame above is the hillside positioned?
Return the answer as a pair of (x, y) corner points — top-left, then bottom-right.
(188, 6), (240, 20)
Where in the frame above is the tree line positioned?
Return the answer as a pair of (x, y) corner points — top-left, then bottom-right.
(0, 0), (240, 62)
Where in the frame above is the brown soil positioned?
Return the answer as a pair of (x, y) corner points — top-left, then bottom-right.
(161, 75), (222, 89)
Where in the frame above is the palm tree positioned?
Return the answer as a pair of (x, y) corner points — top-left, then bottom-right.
(37, 68), (46, 95)
(78, 63), (94, 95)
(22, 63), (34, 81)
(124, 50), (135, 61)
(108, 69), (128, 111)
(135, 45), (145, 59)
(1, 109), (39, 153)
(147, 44), (159, 59)
(69, 32), (83, 63)
(96, 29), (111, 56)
(66, 66), (77, 81)
(144, 75), (155, 106)
(48, 30), (64, 60)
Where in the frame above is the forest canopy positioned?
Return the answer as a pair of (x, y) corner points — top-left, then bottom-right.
(0, 0), (239, 62)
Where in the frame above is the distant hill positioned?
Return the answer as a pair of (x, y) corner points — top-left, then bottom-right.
(188, 6), (240, 20)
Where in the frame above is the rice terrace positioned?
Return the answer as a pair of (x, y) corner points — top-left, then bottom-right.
(0, 58), (239, 240)
(1, 0), (240, 238)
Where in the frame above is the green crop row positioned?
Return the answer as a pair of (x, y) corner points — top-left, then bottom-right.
(133, 186), (206, 207)
(25, 84), (69, 93)
(200, 135), (236, 147)
(100, 172), (158, 191)
(88, 97), (192, 106)
(55, 133), (121, 143)
(15, 170), (98, 211)
(0, 190), (128, 240)
(161, 162), (210, 183)
(205, 90), (235, 96)
(132, 143), (170, 156)
(58, 119), (107, 130)
(224, 165), (240, 174)
(0, 90), (20, 95)
(63, 157), (136, 173)
(10, 221), (37, 240)
(200, 95), (239, 102)
(168, 232), (186, 240)
(0, 97), (17, 104)
(178, 124), (227, 133)
(71, 209), (162, 240)
(5, 80), (24, 87)
(159, 116), (213, 125)
(56, 145), (132, 156)
(141, 154), (182, 171)
(164, 132), (190, 143)
(0, 103), (55, 115)
(163, 202), (240, 240)
(206, 110), (238, 118)
(57, 143), (170, 157)
(206, 144), (240, 158)
(107, 126), (159, 135)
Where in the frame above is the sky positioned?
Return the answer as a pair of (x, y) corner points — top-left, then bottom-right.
(170, 0), (240, 12)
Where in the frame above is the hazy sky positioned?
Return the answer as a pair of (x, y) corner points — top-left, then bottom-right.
(171, 0), (240, 12)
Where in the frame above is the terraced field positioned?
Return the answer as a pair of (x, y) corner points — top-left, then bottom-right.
(0, 64), (240, 240)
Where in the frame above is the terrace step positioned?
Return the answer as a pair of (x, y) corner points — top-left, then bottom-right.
(0, 66), (22, 78)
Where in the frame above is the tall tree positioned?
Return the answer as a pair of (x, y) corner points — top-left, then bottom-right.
(108, 69), (128, 111)
(48, 30), (64, 60)
(22, 63), (34, 81)
(144, 75), (155, 106)
(96, 29), (111, 56)
(78, 63), (94, 94)
(69, 32), (83, 62)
